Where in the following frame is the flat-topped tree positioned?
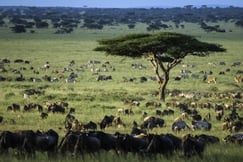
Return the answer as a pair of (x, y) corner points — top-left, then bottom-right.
(94, 32), (226, 101)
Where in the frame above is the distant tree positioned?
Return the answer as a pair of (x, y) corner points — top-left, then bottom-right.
(127, 24), (135, 29)
(11, 24), (26, 33)
(36, 21), (49, 28)
(235, 20), (243, 28)
(94, 32), (226, 101)
(147, 23), (161, 31)
(0, 20), (5, 26)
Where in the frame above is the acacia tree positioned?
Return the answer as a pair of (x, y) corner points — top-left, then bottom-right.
(94, 32), (226, 101)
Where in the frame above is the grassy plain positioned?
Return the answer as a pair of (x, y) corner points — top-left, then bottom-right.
(0, 21), (243, 161)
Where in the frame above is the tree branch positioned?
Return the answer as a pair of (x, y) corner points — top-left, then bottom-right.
(148, 53), (163, 85)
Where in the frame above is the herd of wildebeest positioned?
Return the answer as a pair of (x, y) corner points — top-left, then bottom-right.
(0, 57), (243, 159)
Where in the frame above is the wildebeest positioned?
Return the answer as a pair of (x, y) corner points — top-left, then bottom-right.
(23, 103), (43, 112)
(40, 112), (48, 119)
(64, 113), (76, 130)
(0, 130), (36, 156)
(195, 134), (220, 145)
(0, 116), (3, 123)
(34, 129), (59, 157)
(96, 75), (112, 81)
(192, 120), (212, 131)
(141, 116), (165, 130)
(47, 104), (65, 114)
(66, 72), (78, 83)
(71, 132), (101, 155)
(223, 133), (243, 144)
(130, 127), (147, 136)
(231, 62), (241, 66)
(58, 131), (83, 154)
(123, 100), (140, 107)
(88, 131), (118, 153)
(172, 120), (190, 132)
(117, 108), (134, 115)
(7, 103), (20, 112)
(82, 121), (97, 131)
(115, 132), (147, 154)
(69, 108), (75, 114)
(145, 134), (174, 157)
(140, 76), (147, 83)
(113, 116), (126, 128)
(183, 134), (205, 158)
(99, 115), (115, 129)
(192, 114), (202, 121)
(145, 101), (161, 108)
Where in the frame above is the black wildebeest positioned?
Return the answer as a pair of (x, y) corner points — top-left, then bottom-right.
(88, 131), (118, 153)
(183, 134), (205, 159)
(34, 129), (59, 157)
(223, 133), (243, 144)
(97, 75), (112, 81)
(58, 131), (82, 155)
(82, 121), (97, 131)
(61, 131), (100, 155)
(99, 115), (115, 129)
(141, 116), (165, 130)
(195, 134), (220, 145)
(47, 104), (65, 114)
(0, 130), (36, 156)
(115, 132), (147, 155)
(192, 120), (212, 131)
(172, 120), (190, 132)
(145, 134), (174, 158)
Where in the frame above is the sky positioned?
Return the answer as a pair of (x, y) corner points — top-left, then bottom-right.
(0, 0), (243, 8)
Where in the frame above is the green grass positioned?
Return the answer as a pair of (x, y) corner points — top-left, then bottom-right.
(0, 21), (243, 161)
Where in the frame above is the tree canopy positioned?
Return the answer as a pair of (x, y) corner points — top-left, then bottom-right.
(94, 32), (226, 101)
(95, 32), (225, 58)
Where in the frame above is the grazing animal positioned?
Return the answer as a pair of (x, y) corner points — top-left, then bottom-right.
(141, 116), (165, 130)
(113, 116), (126, 128)
(172, 120), (190, 132)
(130, 127), (147, 136)
(145, 134), (174, 157)
(145, 101), (161, 108)
(0, 130), (36, 155)
(7, 103), (21, 112)
(82, 121), (97, 131)
(115, 132), (147, 154)
(192, 121), (212, 131)
(40, 112), (48, 119)
(75, 132), (101, 154)
(117, 108), (134, 115)
(88, 131), (117, 153)
(183, 134), (205, 159)
(34, 129), (59, 157)
(234, 75), (243, 84)
(58, 131), (83, 154)
(100, 115), (115, 129)
(59, 131), (101, 155)
(96, 75), (112, 81)
(207, 76), (217, 84)
(192, 114), (202, 121)
(47, 104), (65, 114)
(0, 116), (3, 123)
(195, 134), (220, 144)
(223, 133), (243, 144)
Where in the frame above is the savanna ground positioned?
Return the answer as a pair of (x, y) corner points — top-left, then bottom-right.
(0, 19), (243, 162)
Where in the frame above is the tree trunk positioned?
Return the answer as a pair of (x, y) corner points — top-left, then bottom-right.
(159, 71), (169, 102)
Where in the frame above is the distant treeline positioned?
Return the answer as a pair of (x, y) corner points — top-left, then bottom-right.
(0, 6), (243, 33)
